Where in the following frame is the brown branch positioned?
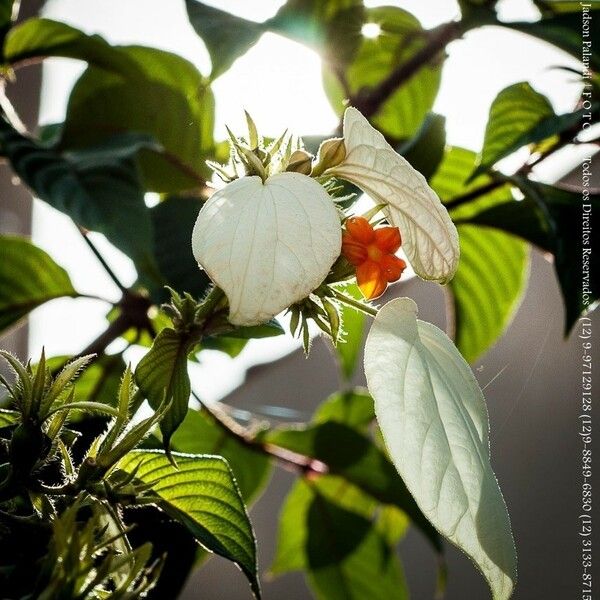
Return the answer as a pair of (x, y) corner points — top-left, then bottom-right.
(354, 21), (463, 119)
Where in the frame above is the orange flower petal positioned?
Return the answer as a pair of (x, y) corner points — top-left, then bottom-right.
(356, 260), (387, 299)
(345, 216), (375, 244)
(342, 235), (368, 265)
(374, 227), (401, 254)
(380, 254), (407, 283)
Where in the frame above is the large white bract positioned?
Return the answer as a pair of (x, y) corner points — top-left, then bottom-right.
(328, 107), (460, 284)
(364, 298), (517, 600)
(192, 172), (341, 326)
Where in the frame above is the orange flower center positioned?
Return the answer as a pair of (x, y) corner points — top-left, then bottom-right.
(341, 216), (406, 300)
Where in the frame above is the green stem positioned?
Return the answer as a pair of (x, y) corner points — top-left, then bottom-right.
(332, 289), (378, 317)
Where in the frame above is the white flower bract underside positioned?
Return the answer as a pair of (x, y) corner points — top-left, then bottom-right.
(364, 298), (517, 600)
(329, 107), (459, 284)
(192, 172), (342, 326)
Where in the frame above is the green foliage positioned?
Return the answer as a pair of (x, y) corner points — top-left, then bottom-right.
(334, 284), (365, 379)
(4, 18), (142, 77)
(170, 408), (272, 503)
(135, 327), (192, 451)
(474, 82), (589, 177)
(322, 5), (442, 141)
(465, 181), (600, 331)
(115, 450), (260, 598)
(0, 119), (160, 284)
(0, 236), (78, 334)
(60, 45), (214, 192)
(431, 147), (529, 361)
(312, 388), (374, 429)
(272, 476), (409, 600)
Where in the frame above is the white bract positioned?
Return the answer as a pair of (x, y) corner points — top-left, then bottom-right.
(328, 107), (459, 284)
(192, 172), (341, 326)
(364, 298), (517, 600)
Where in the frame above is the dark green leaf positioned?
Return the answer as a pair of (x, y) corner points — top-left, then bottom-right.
(149, 196), (210, 302)
(262, 421), (440, 552)
(431, 146), (529, 362)
(464, 181), (599, 332)
(115, 450), (260, 598)
(170, 408), (271, 503)
(335, 284), (365, 380)
(474, 81), (588, 177)
(0, 119), (160, 285)
(200, 319), (284, 358)
(4, 18), (141, 77)
(61, 46), (214, 192)
(501, 9), (600, 71)
(0, 0), (16, 47)
(135, 328), (192, 448)
(272, 476), (408, 600)
(323, 6), (442, 141)
(185, 0), (263, 79)
(312, 388), (374, 429)
(397, 112), (446, 180)
(0, 235), (78, 333)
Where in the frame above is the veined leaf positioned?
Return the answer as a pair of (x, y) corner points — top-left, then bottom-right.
(262, 420), (440, 552)
(323, 6), (442, 141)
(451, 226), (529, 363)
(431, 146), (528, 361)
(134, 328), (192, 449)
(170, 408), (272, 503)
(61, 46), (214, 192)
(0, 119), (160, 285)
(365, 298), (517, 600)
(335, 284), (365, 380)
(272, 476), (408, 600)
(4, 18), (141, 77)
(474, 82), (587, 177)
(464, 181), (600, 332)
(115, 450), (260, 598)
(0, 236), (78, 334)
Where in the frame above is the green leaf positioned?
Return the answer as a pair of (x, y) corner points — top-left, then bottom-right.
(335, 284), (365, 380)
(4, 18), (141, 77)
(312, 388), (374, 430)
(200, 319), (285, 358)
(272, 476), (408, 600)
(0, 0), (16, 47)
(323, 6), (443, 141)
(45, 354), (126, 409)
(134, 328), (192, 449)
(0, 408), (19, 427)
(464, 181), (599, 332)
(474, 81), (587, 177)
(60, 45), (214, 192)
(501, 9), (600, 72)
(0, 119), (160, 284)
(149, 196), (211, 302)
(268, 0), (364, 66)
(0, 236), (78, 334)
(365, 298), (517, 600)
(397, 113), (446, 180)
(262, 420), (441, 552)
(450, 225), (529, 363)
(185, 0), (264, 79)
(115, 450), (260, 598)
(170, 408), (271, 503)
(430, 146), (529, 361)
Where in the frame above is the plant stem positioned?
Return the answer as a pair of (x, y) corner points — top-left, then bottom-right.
(78, 227), (127, 293)
(331, 289), (378, 317)
(354, 21), (463, 119)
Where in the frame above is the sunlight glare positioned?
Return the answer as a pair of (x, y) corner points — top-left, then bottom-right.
(361, 22), (382, 39)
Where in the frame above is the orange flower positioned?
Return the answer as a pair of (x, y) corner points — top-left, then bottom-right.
(342, 216), (406, 299)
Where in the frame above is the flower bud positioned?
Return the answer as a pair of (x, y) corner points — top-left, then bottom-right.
(311, 137), (346, 176)
(286, 149), (313, 175)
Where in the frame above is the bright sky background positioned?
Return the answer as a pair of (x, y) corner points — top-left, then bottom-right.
(30, 0), (587, 403)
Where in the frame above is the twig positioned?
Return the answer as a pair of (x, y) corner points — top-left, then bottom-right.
(78, 227), (127, 293)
